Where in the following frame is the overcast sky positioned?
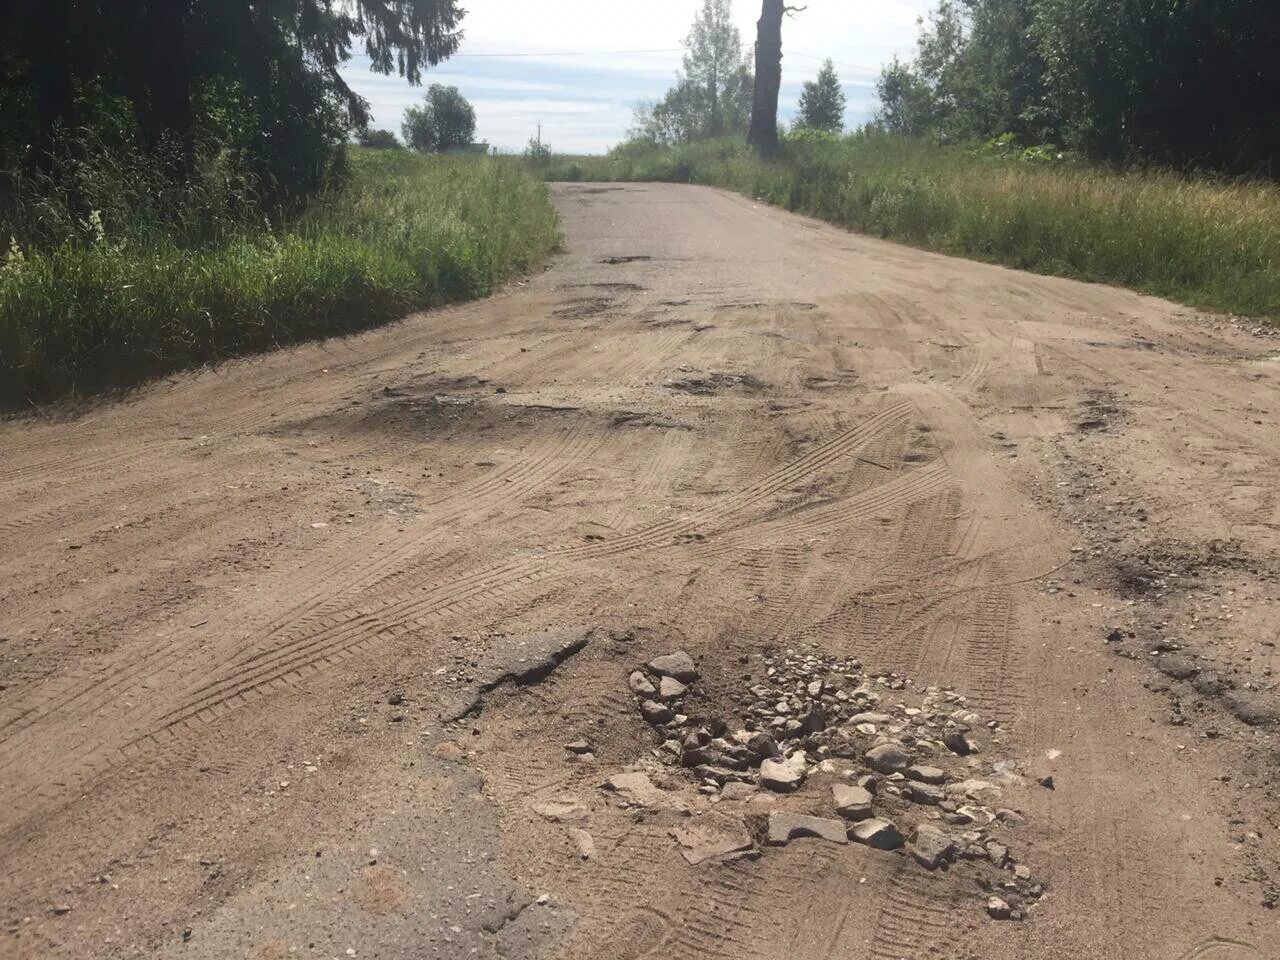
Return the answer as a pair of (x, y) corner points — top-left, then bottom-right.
(339, 1), (934, 154)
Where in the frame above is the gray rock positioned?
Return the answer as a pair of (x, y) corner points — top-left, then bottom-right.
(986, 841), (1009, 867)
(747, 732), (781, 760)
(849, 712), (893, 725)
(658, 676), (689, 700)
(719, 781), (759, 801)
(986, 896), (1013, 920)
(681, 743), (714, 767)
(905, 782), (945, 806)
(943, 731), (974, 756)
(831, 783), (874, 821)
(648, 651), (698, 683)
(628, 670), (656, 696)
(564, 740), (593, 755)
(765, 812), (849, 846)
(850, 818), (904, 850)
(567, 827), (595, 860)
(865, 742), (912, 774)
(640, 700), (674, 725)
(759, 756), (805, 792)
(911, 824), (956, 870)
(906, 765), (946, 785)
(693, 764), (750, 786)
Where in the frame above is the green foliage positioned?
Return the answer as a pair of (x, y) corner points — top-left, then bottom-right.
(523, 137), (554, 167)
(2, 1), (466, 210)
(630, 0), (752, 146)
(402, 84), (478, 154)
(358, 129), (403, 150)
(540, 135), (1280, 322)
(0, 150), (559, 402)
(878, 0), (1280, 173)
(796, 60), (846, 134)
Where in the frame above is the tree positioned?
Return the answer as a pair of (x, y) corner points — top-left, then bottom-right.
(874, 58), (939, 136)
(684, 0), (744, 136)
(523, 136), (553, 166)
(2, 0), (466, 191)
(747, 0), (802, 153)
(402, 84), (476, 153)
(876, 0), (1280, 174)
(796, 59), (845, 133)
(630, 0), (752, 146)
(358, 128), (401, 149)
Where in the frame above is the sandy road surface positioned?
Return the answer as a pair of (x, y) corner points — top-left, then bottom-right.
(3, 183), (1280, 960)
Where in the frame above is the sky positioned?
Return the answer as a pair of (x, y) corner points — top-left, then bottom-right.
(338, 1), (935, 155)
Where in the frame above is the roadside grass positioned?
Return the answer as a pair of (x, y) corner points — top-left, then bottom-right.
(544, 134), (1280, 322)
(0, 148), (560, 403)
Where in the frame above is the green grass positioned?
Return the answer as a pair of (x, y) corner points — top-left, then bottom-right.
(0, 148), (560, 403)
(544, 133), (1280, 321)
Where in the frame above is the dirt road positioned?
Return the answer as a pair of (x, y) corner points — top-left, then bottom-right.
(3, 183), (1279, 960)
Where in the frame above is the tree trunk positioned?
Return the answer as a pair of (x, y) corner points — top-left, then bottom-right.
(748, 0), (783, 153)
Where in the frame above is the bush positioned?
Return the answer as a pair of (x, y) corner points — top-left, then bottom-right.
(0, 148), (560, 402)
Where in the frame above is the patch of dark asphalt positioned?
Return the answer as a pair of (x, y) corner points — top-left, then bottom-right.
(439, 628), (595, 723)
(169, 750), (576, 960)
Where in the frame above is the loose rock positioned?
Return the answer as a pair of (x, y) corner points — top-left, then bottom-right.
(759, 756), (805, 792)
(628, 670), (656, 696)
(832, 783), (874, 821)
(766, 812), (849, 847)
(567, 828), (595, 860)
(850, 818), (905, 850)
(905, 782), (945, 806)
(658, 676), (689, 700)
(865, 742), (912, 774)
(987, 896), (1013, 920)
(911, 824), (956, 870)
(640, 700), (674, 725)
(648, 651), (698, 683)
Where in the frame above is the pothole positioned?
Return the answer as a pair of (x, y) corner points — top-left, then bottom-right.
(599, 648), (1049, 922)
(665, 372), (767, 395)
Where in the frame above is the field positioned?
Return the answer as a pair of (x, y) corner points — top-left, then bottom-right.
(544, 134), (1280, 322)
(0, 149), (559, 403)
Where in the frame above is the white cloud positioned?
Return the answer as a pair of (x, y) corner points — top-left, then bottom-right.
(342, 0), (933, 153)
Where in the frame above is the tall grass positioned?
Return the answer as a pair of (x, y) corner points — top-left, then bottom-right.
(545, 134), (1280, 321)
(0, 148), (559, 403)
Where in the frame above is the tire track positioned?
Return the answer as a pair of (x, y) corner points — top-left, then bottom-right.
(0, 419), (600, 744)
